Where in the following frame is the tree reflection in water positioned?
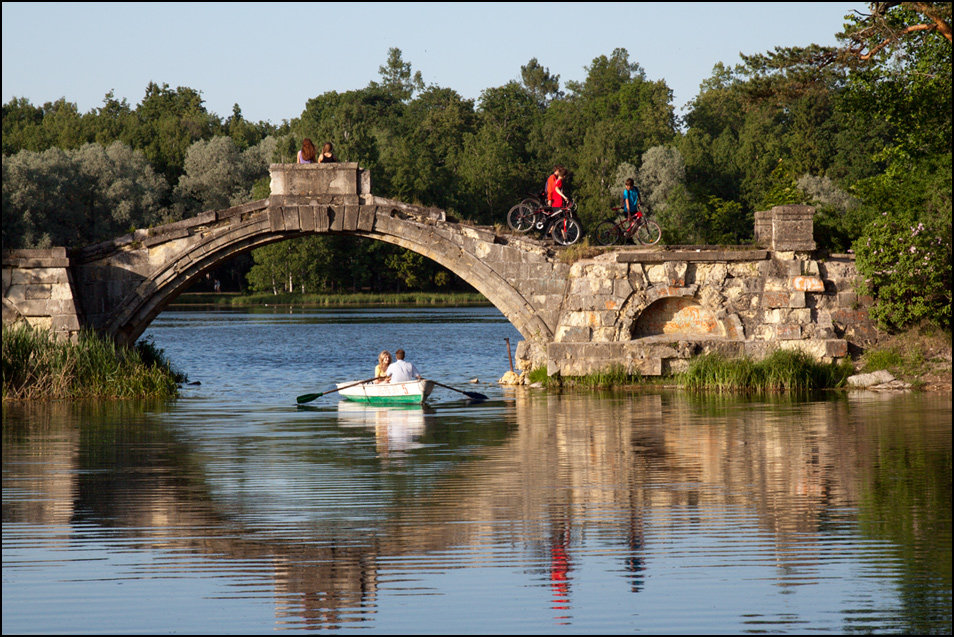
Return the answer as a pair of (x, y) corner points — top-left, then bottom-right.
(2, 391), (950, 633)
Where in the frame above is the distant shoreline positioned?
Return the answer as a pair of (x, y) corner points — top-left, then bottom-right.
(170, 291), (492, 308)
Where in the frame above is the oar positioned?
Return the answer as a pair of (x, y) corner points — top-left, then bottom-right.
(428, 379), (488, 401)
(296, 376), (383, 404)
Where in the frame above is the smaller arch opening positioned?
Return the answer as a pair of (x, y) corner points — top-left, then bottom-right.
(632, 297), (724, 339)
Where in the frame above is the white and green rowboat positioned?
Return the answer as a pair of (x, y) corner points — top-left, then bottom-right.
(336, 379), (435, 405)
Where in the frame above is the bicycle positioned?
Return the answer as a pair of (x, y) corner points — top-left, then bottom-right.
(593, 206), (661, 246)
(507, 198), (583, 246)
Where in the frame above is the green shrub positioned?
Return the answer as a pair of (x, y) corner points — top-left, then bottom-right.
(854, 214), (952, 331)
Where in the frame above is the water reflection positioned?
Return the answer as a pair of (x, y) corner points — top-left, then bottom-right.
(2, 390), (951, 633)
(336, 402), (428, 458)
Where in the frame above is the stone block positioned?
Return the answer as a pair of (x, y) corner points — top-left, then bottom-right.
(790, 308), (811, 324)
(666, 262), (688, 286)
(704, 263), (727, 287)
(341, 205), (360, 231)
(790, 276), (825, 292)
(52, 314), (81, 331)
(268, 207), (284, 233)
(555, 325), (591, 342)
(724, 314), (745, 341)
(25, 284), (52, 300)
(762, 291), (790, 308)
(776, 324), (801, 340)
(299, 206), (316, 232)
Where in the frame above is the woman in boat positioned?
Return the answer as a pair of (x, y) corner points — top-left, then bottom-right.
(374, 350), (392, 383)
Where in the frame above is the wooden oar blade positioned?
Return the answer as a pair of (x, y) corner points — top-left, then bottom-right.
(430, 380), (488, 402)
(296, 376), (383, 405)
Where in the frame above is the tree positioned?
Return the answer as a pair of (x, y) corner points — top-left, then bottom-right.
(520, 58), (562, 107)
(124, 82), (220, 183)
(839, 1), (952, 61)
(2, 142), (168, 249)
(637, 145), (686, 215)
(171, 136), (258, 217)
(372, 47), (424, 102)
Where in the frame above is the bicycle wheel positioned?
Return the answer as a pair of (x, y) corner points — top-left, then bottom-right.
(635, 219), (662, 246)
(507, 203), (536, 232)
(594, 219), (621, 246)
(551, 216), (582, 246)
(520, 196), (542, 209)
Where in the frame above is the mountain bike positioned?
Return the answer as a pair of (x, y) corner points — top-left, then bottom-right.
(593, 206), (661, 246)
(507, 199), (583, 246)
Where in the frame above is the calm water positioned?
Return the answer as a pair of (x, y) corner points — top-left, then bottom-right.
(2, 307), (951, 634)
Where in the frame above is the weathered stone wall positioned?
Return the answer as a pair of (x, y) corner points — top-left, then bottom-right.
(542, 248), (871, 376)
(2, 248), (83, 341)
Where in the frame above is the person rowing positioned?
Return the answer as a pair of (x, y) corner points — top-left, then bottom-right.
(384, 349), (421, 383)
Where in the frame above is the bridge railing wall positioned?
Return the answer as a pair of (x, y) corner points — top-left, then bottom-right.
(2, 248), (83, 341)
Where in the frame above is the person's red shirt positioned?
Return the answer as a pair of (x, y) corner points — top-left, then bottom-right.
(550, 177), (565, 208)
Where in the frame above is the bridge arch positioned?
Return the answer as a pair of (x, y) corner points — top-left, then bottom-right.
(96, 195), (562, 348)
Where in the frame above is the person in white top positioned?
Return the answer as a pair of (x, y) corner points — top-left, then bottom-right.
(385, 349), (421, 383)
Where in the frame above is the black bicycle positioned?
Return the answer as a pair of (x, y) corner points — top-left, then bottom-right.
(507, 198), (583, 246)
(593, 206), (661, 246)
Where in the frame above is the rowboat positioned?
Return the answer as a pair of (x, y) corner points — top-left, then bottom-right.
(336, 378), (435, 405)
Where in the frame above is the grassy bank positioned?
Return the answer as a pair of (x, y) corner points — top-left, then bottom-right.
(172, 291), (490, 307)
(2, 324), (184, 401)
(855, 323), (952, 392)
(528, 349), (854, 393)
(679, 349), (853, 393)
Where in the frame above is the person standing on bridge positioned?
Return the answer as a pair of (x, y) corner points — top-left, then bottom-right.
(621, 178), (641, 219)
(318, 142), (337, 163)
(547, 165), (569, 210)
(385, 349), (422, 383)
(298, 138), (317, 164)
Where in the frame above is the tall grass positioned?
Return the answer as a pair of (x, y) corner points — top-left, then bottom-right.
(2, 324), (183, 401)
(679, 349), (853, 393)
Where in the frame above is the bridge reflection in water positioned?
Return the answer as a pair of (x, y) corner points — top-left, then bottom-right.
(2, 392), (950, 632)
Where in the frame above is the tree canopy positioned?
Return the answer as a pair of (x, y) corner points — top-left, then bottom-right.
(3, 3), (951, 327)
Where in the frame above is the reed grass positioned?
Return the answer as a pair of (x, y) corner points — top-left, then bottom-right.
(679, 349), (853, 393)
(2, 324), (183, 401)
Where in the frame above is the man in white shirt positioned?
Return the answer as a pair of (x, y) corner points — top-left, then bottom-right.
(385, 349), (421, 383)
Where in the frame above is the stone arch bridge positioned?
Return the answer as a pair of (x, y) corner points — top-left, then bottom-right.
(2, 163), (873, 375)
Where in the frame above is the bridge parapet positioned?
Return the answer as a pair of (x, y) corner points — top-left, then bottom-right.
(755, 205), (816, 252)
(269, 162), (370, 198)
(2, 248), (83, 341)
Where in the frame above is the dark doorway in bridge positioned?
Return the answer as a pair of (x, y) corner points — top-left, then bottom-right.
(632, 297), (725, 339)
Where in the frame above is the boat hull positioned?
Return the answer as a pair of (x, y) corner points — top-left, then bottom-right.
(336, 379), (434, 405)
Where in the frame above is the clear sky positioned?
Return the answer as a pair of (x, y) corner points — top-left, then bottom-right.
(2, 2), (866, 125)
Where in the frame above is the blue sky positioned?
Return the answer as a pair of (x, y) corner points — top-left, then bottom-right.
(2, 2), (866, 124)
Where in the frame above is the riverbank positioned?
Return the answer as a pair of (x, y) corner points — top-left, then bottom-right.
(1, 324), (184, 401)
(515, 324), (952, 394)
(172, 291), (491, 308)
(853, 323), (953, 393)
